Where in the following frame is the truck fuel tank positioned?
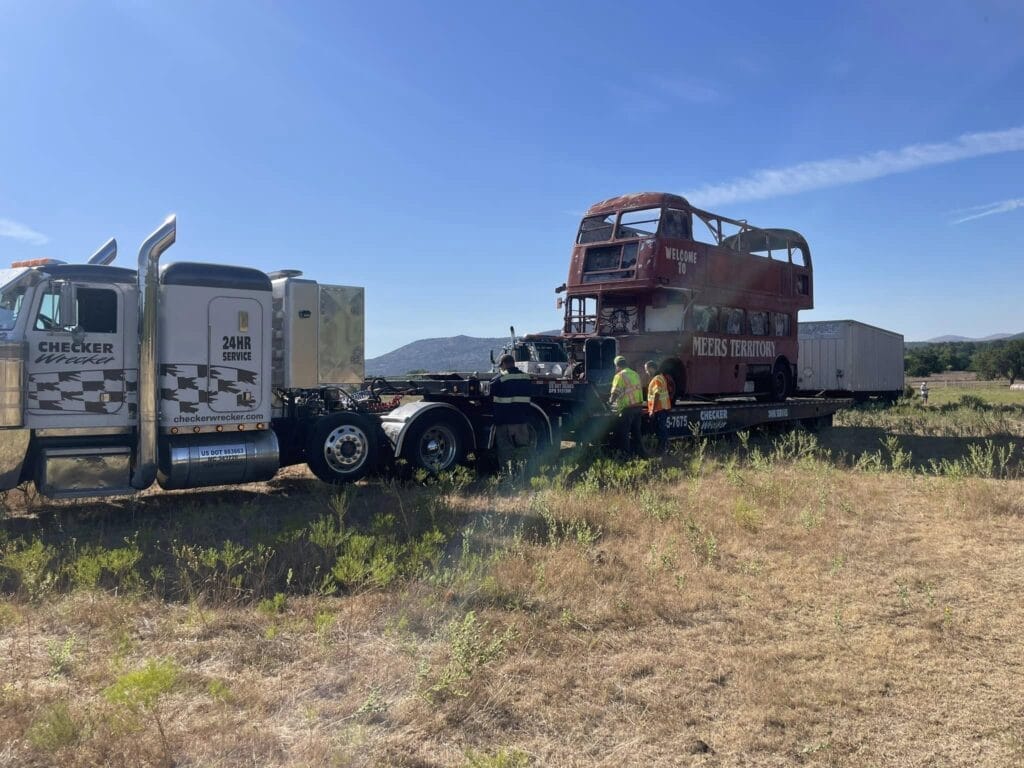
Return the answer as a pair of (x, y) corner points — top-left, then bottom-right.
(157, 430), (279, 490)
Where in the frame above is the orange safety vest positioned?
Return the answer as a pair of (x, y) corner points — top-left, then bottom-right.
(647, 373), (671, 415)
(610, 367), (643, 412)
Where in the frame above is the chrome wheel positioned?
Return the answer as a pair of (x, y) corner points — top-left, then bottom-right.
(323, 423), (369, 473)
(416, 424), (458, 470)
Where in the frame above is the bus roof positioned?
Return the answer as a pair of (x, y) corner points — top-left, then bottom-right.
(585, 192), (691, 216)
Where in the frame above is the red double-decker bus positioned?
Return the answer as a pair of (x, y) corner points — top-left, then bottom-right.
(560, 192), (813, 401)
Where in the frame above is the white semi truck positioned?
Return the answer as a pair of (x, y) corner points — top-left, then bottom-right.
(0, 216), (381, 498)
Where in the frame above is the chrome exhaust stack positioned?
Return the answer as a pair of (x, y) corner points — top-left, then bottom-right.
(130, 216), (176, 490)
(87, 238), (118, 265)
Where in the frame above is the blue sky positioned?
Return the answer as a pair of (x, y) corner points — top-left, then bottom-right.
(2, 0), (1023, 355)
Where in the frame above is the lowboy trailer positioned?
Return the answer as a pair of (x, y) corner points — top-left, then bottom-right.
(0, 218), (850, 501)
(367, 372), (849, 474)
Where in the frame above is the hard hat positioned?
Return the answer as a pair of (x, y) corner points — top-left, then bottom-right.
(614, 355), (627, 366)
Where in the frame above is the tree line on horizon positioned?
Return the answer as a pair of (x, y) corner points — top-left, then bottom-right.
(905, 338), (1024, 384)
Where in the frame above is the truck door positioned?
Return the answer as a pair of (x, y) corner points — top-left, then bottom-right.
(24, 281), (127, 421)
(207, 297), (263, 413)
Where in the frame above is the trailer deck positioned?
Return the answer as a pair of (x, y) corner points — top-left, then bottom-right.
(363, 374), (850, 461)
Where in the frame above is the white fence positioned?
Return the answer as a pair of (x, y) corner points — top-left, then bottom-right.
(916, 379), (1010, 389)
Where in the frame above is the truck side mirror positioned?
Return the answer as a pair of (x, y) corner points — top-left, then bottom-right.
(55, 280), (78, 329)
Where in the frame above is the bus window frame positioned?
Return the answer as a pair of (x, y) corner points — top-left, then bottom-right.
(722, 307), (745, 335)
(689, 304), (719, 333)
(614, 207), (662, 241)
(749, 310), (769, 336)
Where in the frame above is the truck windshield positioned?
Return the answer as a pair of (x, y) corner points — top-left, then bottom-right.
(0, 282), (27, 331)
(532, 343), (568, 363)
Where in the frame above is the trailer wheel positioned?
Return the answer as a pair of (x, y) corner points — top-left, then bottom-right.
(759, 360), (792, 402)
(403, 412), (466, 474)
(306, 412), (378, 484)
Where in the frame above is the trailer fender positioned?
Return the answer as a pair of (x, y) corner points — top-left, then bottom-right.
(380, 401), (477, 457)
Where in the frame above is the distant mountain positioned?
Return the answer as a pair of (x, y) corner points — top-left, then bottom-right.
(366, 335), (507, 377)
(924, 333), (1016, 343)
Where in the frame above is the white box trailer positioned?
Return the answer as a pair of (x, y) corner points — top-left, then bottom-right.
(797, 320), (904, 401)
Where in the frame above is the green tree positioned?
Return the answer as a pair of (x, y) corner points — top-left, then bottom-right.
(973, 340), (1024, 384)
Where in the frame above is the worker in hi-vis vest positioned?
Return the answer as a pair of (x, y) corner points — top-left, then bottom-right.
(645, 360), (672, 455)
(609, 355), (645, 457)
(490, 354), (536, 474)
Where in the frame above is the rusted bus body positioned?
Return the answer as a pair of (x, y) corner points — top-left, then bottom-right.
(562, 192), (813, 399)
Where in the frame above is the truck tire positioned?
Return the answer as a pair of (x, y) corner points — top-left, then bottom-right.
(758, 360), (792, 402)
(402, 412), (466, 474)
(528, 412), (556, 465)
(306, 412), (378, 484)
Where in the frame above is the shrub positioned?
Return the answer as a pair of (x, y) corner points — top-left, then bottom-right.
(26, 701), (81, 752)
(424, 611), (516, 700)
(47, 635), (75, 678)
(0, 538), (56, 601)
(330, 517), (446, 591)
(684, 518), (719, 566)
(104, 658), (181, 758)
(104, 658), (181, 714)
(732, 499), (762, 532)
(529, 492), (603, 548)
(67, 540), (142, 593)
(958, 394), (988, 411)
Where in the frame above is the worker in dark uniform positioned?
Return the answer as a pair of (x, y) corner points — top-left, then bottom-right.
(490, 354), (536, 475)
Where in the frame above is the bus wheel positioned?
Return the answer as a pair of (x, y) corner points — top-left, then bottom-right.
(307, 412), (378, 484)
(403, 412), (466, 474)
(763, 361), (792, 402)
(661, 357), (686, 402)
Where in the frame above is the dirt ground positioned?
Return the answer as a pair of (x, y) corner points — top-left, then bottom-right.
(2, 406), (1024, 766)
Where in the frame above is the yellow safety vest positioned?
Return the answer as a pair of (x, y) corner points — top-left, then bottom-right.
(647, 373), (671, 415)
(610, 368), (643, 412)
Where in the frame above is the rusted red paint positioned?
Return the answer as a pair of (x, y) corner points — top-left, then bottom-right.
(562, 192), (813, 399)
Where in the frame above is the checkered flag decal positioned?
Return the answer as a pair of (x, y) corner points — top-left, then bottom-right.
(27, 368), (137, 415)
(159, 363), (260, 415)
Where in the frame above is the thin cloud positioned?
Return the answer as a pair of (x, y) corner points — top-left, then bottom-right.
(686, 126), (1024, 207)
(651, 75), (720, 105)
(952, 197), (1024, 224)
(612, 74), (721, 116)
(0, 218), (48, 246)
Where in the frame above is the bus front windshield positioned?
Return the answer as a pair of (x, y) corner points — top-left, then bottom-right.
(578, 207), (691, 244)
(615, 208), (661, 239)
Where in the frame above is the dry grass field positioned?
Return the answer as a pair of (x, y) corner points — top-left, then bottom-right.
(2, 394), (1024, 767)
